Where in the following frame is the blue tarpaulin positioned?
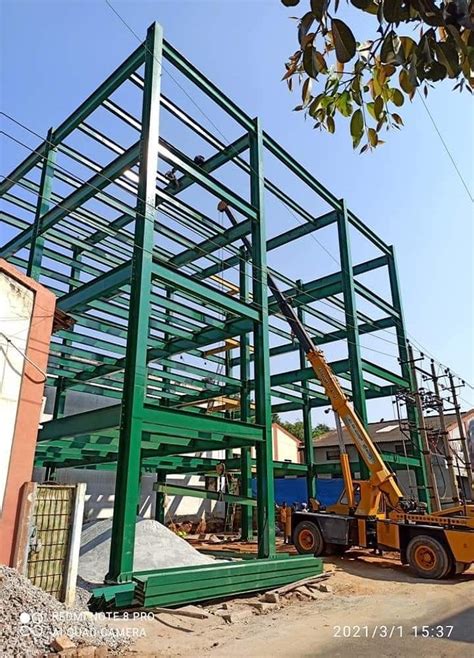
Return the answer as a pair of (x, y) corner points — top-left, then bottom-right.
(251, 477), (343, 507)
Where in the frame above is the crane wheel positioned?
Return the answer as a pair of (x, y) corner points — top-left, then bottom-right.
(407, 535), (451, 579)
(294, 521), (325, 556)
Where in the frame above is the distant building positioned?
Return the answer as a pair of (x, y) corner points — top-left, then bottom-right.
(312, 411), (474, 501)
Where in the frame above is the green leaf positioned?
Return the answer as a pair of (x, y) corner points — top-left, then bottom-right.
(368, 128), (378, 147)
(435, 41), (460, 79)
(350, 108), (364, 148)
(424, 60), (447, 82)
(331, 19), (356, 64)
(374, 95), (384, 118)
(302, 77), (313, 105)
(281, 0), (300, 6)
(391, 88), (404, 106)
(381, 31), (403, 65)
(366, 102), (376, 120)
(314, 51), (328, 73)
(383, 0), (402, 23)
(303, 45), (317, 77)
(326, 115), (335, 133)
(310, 0), (327, 22)
(309, 93), (324, 116)
(399, 69), (414, 94)
(399, 36), (417, 61)
(350, 0), (376, 12)
(336, 91), (352, 117)
(392, 113), (404, 126)
(298, 12), (315, 46)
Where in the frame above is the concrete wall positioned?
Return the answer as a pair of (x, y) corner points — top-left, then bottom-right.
(0, 261), (55, 566)
(34, 452), (226, 522)
(0, 272), (33, 513)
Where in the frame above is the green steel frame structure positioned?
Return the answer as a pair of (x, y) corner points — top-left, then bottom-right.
(1, 23), (428, 600)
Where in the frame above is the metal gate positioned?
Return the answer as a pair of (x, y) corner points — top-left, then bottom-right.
(13, 482), (86, 603)
(26, 484), (75, 599)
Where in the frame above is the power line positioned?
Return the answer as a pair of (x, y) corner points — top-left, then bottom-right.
(417, 90), (473, 204)
(104, 3), (474, 369)
(0, 120), (400, 357)
(2, 19), (473, 391)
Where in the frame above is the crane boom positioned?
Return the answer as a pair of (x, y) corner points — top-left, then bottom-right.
(218, 201), (404, 511)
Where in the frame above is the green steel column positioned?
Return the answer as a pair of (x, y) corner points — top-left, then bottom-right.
(337, 200), (368, 479)
(154, 471), (166, 524)
(27, 127), (56, 280)
(239, 246), (253, 540)
(55, 246), (82, 418)
(250, 118), (275, 558)
(387, 246), (430, 507)
(108, 22), (163, 581)
(53, 376), (66, 419)
(296, 281), (316, 500)
(161, 288), (172, 406)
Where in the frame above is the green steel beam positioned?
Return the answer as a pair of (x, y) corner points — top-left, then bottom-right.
(170, 218), (252, 267)
(239, 247), (253, 540)
(0, 43), (145, 197)
(58, 261), (132, 312)
(262, 132), (390, 255)
(314, 452), (421, 474)
(163, 40), (254, 131)
(355, 281), (400, 319)
(297, 293), (316, 500)
(198, 209), (338, 280)
(38, 405), (121, 442)
(0, 142), (140, 259)
(108, 23), (163, 582)
(153, 483), (257, 507)
(160, 140), (256, 219)
(26, 127), (56, 280)
(360, 359), (409, 388)
(152, 259), (259, 321)
(387, 246), (430, 507)
(337, 200), (368, 478)
(250, 118), (275, 558)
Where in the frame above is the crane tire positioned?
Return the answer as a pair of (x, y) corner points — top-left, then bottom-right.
(407, 535), (451, 579)
(294, 521), (325, 556)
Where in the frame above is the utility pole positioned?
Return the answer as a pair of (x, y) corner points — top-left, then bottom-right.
(430, 360), (459, 503)
(407, 344), (441, 511)
(447, 370), (473, 500)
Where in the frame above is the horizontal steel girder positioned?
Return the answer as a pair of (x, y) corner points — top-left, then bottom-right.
(152, 259), (259, 321)
(153, 483), (257, 506)
(0, 43), (145, 197)
(0, 142), (140, 258)
(38, 402), (264, 443)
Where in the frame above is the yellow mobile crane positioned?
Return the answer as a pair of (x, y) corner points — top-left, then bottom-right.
(219, 201), (474, 579)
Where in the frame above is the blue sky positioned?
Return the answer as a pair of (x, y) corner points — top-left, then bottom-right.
(1, 0), (473, 420)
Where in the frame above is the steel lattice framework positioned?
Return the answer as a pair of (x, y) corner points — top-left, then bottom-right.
(0, 23), (429, 591)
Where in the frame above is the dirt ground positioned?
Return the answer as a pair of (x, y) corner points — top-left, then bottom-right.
(106, 548), (474, 658)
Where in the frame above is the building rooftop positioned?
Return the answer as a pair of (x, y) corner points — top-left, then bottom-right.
(313, 411), (474, 447)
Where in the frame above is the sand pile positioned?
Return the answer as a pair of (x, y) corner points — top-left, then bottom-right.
(79, 518), (214, 586)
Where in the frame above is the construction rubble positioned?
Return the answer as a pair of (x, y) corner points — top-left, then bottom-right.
(153, 572), (333, 625)
(0, 566), (130, 657)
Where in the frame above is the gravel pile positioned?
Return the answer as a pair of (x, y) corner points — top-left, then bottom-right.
(79, 517), (214, 586)
(0, 566), (129, 657)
